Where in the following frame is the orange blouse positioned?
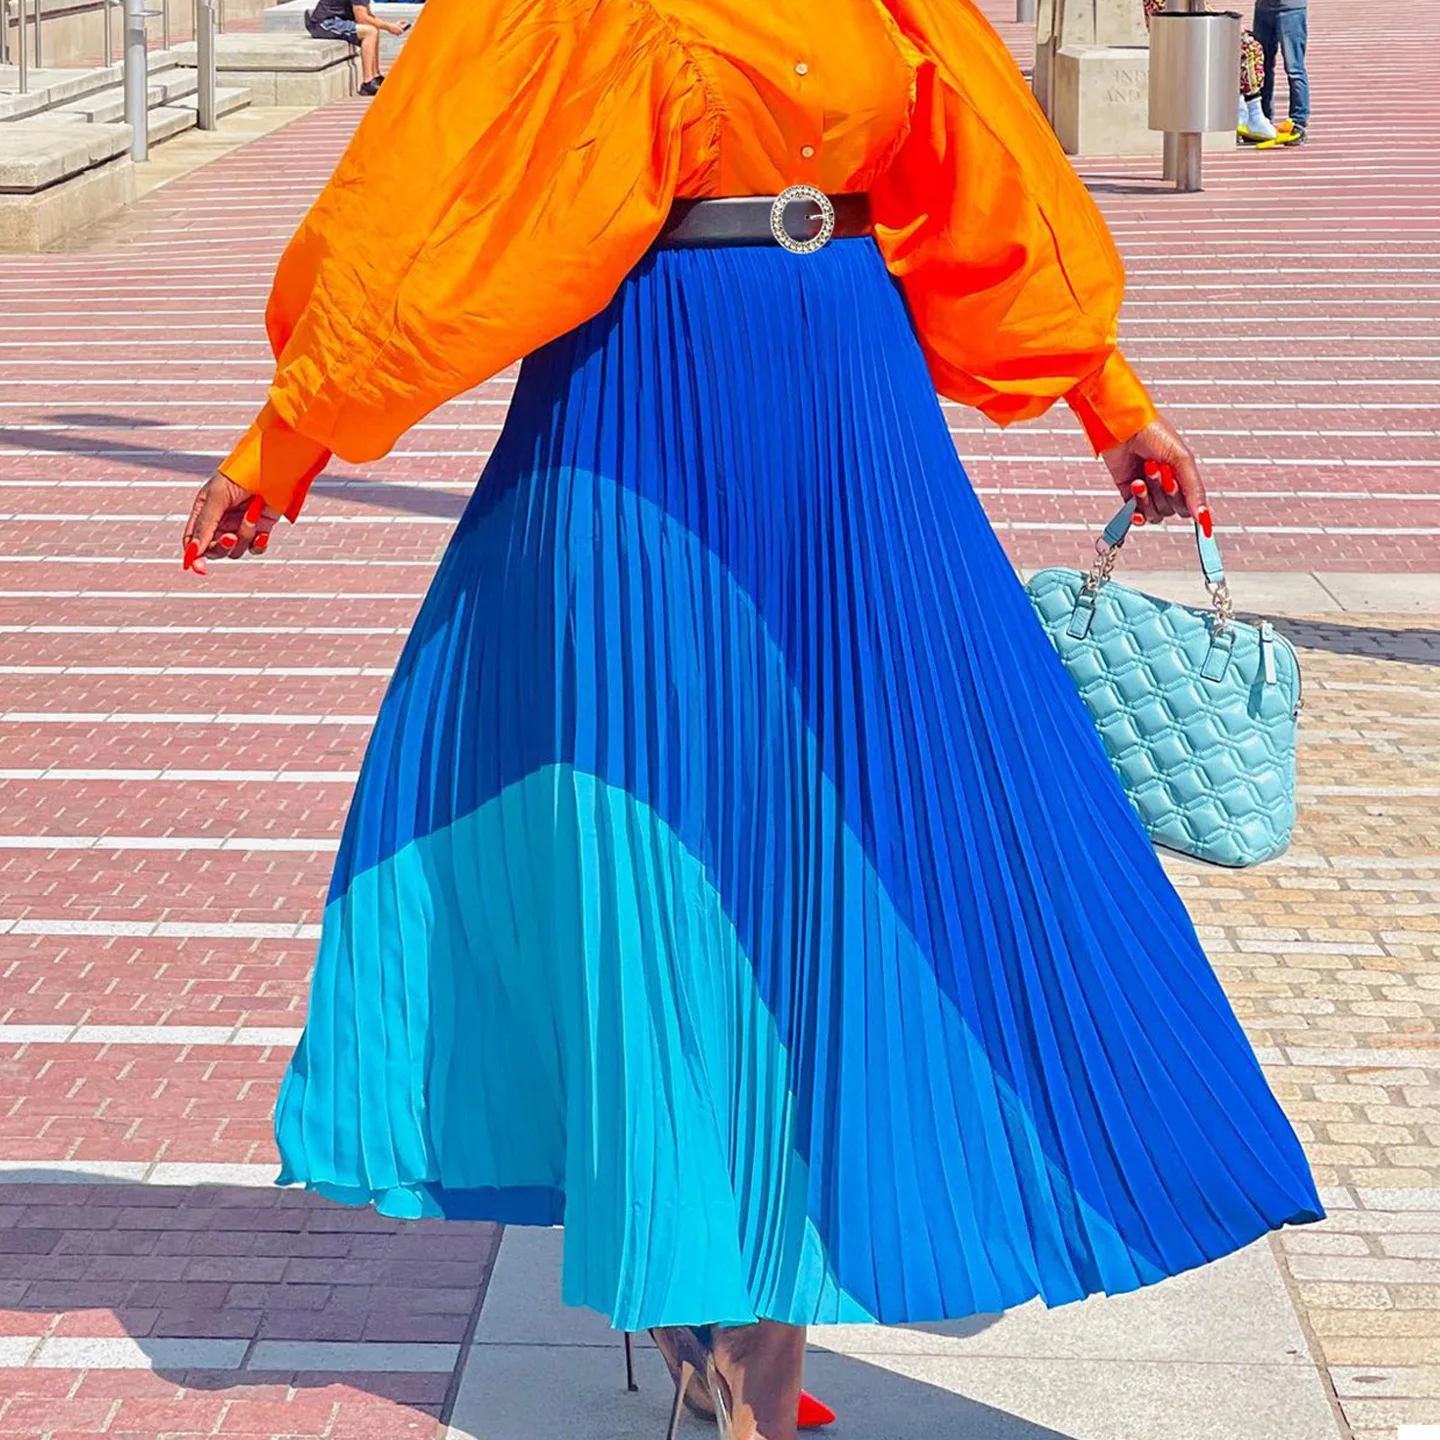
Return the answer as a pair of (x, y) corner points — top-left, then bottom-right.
(222, 0), (1157, 521)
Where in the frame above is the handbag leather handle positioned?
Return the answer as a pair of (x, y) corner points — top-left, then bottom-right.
(1103, 499), (1226, 589)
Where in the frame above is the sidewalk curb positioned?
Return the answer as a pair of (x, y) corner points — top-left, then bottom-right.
(1014, 571), (1440, 617)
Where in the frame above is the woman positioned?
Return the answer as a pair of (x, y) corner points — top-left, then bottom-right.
(182, 2), (1323, 1437)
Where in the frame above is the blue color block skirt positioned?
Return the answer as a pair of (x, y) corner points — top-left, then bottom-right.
(275, 237), (1323, 1329)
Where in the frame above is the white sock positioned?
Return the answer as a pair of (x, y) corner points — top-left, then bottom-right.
(1246, 96), (1277, 139)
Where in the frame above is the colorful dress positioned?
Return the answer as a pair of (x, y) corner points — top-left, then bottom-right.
(223, 0), (1323, 1330)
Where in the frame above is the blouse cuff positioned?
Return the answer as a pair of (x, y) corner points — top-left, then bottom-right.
(219, 401), (332, 522)
(1065, 349), (1158, 455)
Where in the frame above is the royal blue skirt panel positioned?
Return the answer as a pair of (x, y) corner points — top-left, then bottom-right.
(275, 237), (1323, 1329)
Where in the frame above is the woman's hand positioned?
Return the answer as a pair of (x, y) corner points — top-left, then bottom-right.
(1100, 416), (1214, 536)
(181, 472), (281, 574)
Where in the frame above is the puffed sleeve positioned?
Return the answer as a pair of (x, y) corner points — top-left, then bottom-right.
(873, 0), (1157, 453)
(220, 0), (707, 519)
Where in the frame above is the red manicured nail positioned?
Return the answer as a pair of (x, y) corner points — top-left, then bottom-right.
(1160, 464), (1178, 495)
(253, 532), (269, 553)
(182, 541), (199, 570)
(219, 533), (237, 550)
(1143, 460), (1160, 480)
(1131, 479), (1147, 498)
(244, 495), (265, 525)
(1197, 506), (1214, 539)
(1133, 513), (1146, 526)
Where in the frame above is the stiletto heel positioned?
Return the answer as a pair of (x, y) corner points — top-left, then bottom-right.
(703, 1345), (734, 1439)
(683, 1327), (734, 1440)
(624, 1331), (639, 1392)
(651, 1326), (733, 1439)
(666, 1358), (696, 1440)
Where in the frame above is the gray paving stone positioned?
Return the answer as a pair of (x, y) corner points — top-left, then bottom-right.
(472, 1227), (616, 1349)
(1286, 1255), (1440, 1285)
(32, 1335), (247, 1368)
(1358, 1189), (1440, 1213)
(448, 1339), (1343, 1440)
(453, 1227), (1335, 1439)
(247, 1339), (461, 1372)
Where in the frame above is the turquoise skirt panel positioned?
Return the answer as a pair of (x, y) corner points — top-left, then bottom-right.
(275, 238), (1323, 1329)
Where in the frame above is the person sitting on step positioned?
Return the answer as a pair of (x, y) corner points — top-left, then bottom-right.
(304, 0), (410, 96)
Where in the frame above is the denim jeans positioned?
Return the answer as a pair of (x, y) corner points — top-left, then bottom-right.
(1253, 6), (1310, 129)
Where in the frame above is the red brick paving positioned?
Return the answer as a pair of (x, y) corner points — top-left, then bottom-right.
(0, 936), (313, 1030)
(2, 5), (1438, 581)
(0, 1186), (496, 1437)
(1, 0), (1437, 1435)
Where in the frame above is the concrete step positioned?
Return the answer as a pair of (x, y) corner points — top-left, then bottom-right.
(52, 69), (198, 124)
(147, 103), (202, 146)
(173, 84), (252, 120)
(169, 33), (357, 105)
(4, 78), (251, 157)
(55, 82), (251, 143)
(0, 51), (190, 122)
(0, 65), (122, 122)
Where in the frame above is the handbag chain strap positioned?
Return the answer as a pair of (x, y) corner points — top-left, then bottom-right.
(1208, 575), (1235, 635)
(1086, 499), (1235, 637)
(1081, 535), (1123, 596)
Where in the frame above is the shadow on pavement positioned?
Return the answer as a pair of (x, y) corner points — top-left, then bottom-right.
(0, 1169), (1078, 1440)
(0, 425), (217, 478)
(47, 412), (171, 429)
(805, 1347), (1078, 1440)
(481, 1334), (1077, 1440)
(310, 476), (470, 521)
(1273, 615), (1440, 668)
(0, 420), (472, 522)
(0, 1169), (496, 1432)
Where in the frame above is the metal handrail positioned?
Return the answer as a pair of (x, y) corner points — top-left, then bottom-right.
(194, 0), (215, 127)
(8, 0), (199, 105)
(8, 0), (119, 92)
(18, 0), (30, 92)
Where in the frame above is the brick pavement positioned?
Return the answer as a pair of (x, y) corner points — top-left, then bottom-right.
(1, 0), (1438, 1436)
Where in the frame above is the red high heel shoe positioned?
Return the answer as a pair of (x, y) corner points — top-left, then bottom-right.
(797, 1389), (838, 1428)
(624, 1332), (837, 1430)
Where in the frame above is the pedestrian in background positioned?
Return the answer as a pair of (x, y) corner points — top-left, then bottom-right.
(1145, 2), (1278, 146)
(304, 0), (410, 95)
(1253, 0), (1310, 142)
(1238, 27), (1279, 142)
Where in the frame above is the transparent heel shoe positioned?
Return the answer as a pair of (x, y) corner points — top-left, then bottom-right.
(623, 1328), (734, 1439)
(625, 1329), (836, 1432)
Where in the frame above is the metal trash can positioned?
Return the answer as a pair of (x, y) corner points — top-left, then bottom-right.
(1148, 9), (1242, 191)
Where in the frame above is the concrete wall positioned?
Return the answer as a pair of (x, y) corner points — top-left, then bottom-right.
(1, 0), (270, 69)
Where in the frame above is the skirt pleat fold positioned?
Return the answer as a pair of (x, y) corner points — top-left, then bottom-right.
(276, 238), (1322, 1329)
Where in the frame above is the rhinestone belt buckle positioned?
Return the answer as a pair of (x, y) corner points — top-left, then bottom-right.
(770, 185), (836, 255)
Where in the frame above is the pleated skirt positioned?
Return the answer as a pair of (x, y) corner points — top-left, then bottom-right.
(275, 237), (1323, 1329)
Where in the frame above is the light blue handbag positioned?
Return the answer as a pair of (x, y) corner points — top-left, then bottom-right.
(1025, 499), (1302, 867)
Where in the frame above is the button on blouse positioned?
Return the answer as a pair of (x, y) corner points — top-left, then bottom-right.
(223, 0), (1157, 520)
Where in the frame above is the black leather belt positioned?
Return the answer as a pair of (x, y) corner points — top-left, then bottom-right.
(655, 188), (872, 255)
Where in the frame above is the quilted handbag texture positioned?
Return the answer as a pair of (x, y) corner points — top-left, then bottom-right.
(1025, 500), (1302, 867)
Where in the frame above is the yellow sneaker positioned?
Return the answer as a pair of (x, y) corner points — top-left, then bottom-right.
(1255, 125), (1306, 149)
